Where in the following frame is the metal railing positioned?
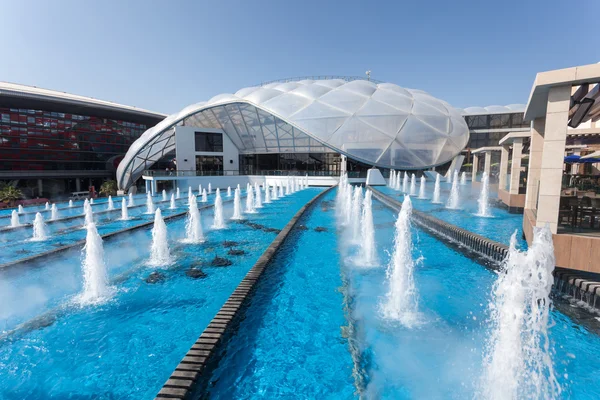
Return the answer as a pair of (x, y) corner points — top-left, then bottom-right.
(142, 169), (361, 178)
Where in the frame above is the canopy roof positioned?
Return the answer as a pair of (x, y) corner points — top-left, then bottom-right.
(117, 78), (469, 189)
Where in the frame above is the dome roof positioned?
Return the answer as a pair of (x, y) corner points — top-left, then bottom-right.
(117, 79), (469, 189)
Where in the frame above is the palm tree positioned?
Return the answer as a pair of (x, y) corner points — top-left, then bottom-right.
(0, 185), (23, 206)
(99, 180), (117, 197)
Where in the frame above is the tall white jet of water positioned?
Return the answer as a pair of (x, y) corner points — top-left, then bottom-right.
(460, 171), (467, 185)
(31, 213), (48, 241)
(169, 194), (176, 209)
(45, 202), (50, 210)
(418, 176), (426, 199)
(481, 227), (560, 399)
(82, 199), (90, 215)
(381, 196), (419, 326)
(11, 210), (21, 227)
(201, 189), (208, 203)
(188, 186), (192, 198)
(285, 177), (291, 195)
(212, 189), (225, 229)
(50, 203), (58, 220)
(410, 174), (417, 196)
(176, 187), (180, 199)
(146, 192), (155, 214)
(79, 222), (112, 304)
(264, 184), (271, 203)
(278, 181), (284, 198)
(351, 186), (363, 242)
(272, 184), (278, 201)
(90, 198), (94, 204)
(255, 183), (263, 208)
(231, 187), (243, 220)
(476, 171), (491, 217)
(128, 193), (134, 207)
(185, 199), (205, 243)
(359, 190), (377, 266)
(208, 183), (212, 194)
(162, 190), (167, 201)
(108, 196), (114, 210)
(68, 200), (73, 208)
(446, 171), (460, 209)
(447, 170), (453, 183)
(198, 184), (202, 195)
(84, 202), (94, 227)
(227, 186), (231, 197)
(402, 172), (409, 193)
(121, 198), (129, 220)
(394, 172), (400, 190)
(432, 174), (442, 204)
(389, 170), (395, 188)
(149, 209), (172, 266)
(246, 185), (256, 213)
(18, 204), (24, 213)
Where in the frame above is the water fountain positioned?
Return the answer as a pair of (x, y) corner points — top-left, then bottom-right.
(212, 189), (225, 229)
(68, 200), (73, 208)
(389, 170), (395, 188)
(121, 198), (129, 220)
(231, 188), (243, 220)
(246, 185), (256, 213)
(78, 222), (112, 304)
(184, 199), (205, 243)
(188, 186), (192, 198)
(476, 171), (491, 217)
(10, 210), (21, 228)
(351, 186), (363, 242)
(146, 192), (155, 214)
(45, 202), (50, 210)
(278, 181), (284, 198)
(198, 184), (202, 195)
(359, 190), (377, 266)
(285, 178), (291, 195)
(402, 172), (409, 193)
(481, 227), (560, 399)
(51, 204), (58, 220)
(169, 194), (176, 209)
(208, 183), (212, 194)
(18, 205), (24, 213)
(82, 198), (90, 214)
(148, 209), (172, 266)
(201, 189), (207, 203)
(107, 196), (114, 210)
(128, 193), (134, 207)
(227, 186), (231, 197)
(90, 198), (94, 204)
(446, 171), (460, 209)
(460, 171), (467, 185)
(447, 170), (453, 183)
(432, 174), (442, 204)
(84, 203), (94, 227)
(255, 183), (263, 208)
(31, 213), (48, 241)
(381, 196), (419, 326)
(395, 172), (401, 190)
(272, 184), (279, 201)
(264, 184), (272, 203)
(418, 176), (426, 199)
(409, 174), (417, 196)
(176, 187), (181, 199)
(162, 190), (167, 201)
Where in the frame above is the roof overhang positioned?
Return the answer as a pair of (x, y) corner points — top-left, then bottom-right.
(499, 131), (531, 146)
(471, 146), (503, 154)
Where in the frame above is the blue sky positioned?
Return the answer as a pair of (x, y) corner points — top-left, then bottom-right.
(1, 0), (597, 115)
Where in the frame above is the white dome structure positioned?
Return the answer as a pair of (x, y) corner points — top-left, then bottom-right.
(117, 78), (469, 189)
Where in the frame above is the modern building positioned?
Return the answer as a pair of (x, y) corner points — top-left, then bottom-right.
(117, 77), (470, 191)
(0, 82), (166, 198)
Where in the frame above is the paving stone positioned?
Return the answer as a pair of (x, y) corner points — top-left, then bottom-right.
(164, 378), (194, 389)
(156, 386), (188, 398)
(182, 355), (207, 364)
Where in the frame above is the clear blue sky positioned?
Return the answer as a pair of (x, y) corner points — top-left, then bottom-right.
(1, 0), (597, 115)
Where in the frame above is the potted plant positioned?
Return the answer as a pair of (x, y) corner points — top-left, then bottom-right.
(99, 180), (118, 197)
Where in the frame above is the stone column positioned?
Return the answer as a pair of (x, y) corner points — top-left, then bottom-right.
(145, 179), (151, 194)
(525, 118), (545, 210)
(484, 152), (492, 176)
(509, 139), (523, 195)
(471, 154), (479, 183)
(535, 85), (570, 233)
(499, 146), (509, 190)
(151, 179), (158, 196)
(37, 179), (43, 197)
(75, 178), (81, 192)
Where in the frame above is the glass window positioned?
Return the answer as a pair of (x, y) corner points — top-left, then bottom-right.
(466, 115), (488, 129)
(490, 114), (510, 129)
(194, 131), (223, 152)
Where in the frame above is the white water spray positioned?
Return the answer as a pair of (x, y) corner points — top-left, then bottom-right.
(50, 203), (58, 220)
(31, 213), (48, 241)
(176, 187), (180, 199)
(476, 171), (492, 217)
(418, 176), (426, 199)
(402, 172), (409, 193)
(45, 202), (50, 210)
(461, 171), (467, 185)
(121, 198), (129, 220)
(359, 190), (377, 266)
(201, 189), (208, 203)
(351, 186), (363, 242)
(264, 183), (271, 203)
(146, 192), (155, 214)
(480, 227), (560, 399)
(184, 199), (205, 243)
(18, 205), (24, 213)
(410, 174), (417, 196)
(272, 184), (279, 201)
(255, 183), (263, 208)
(212, 189), (225, 229)
(68, 200), (73, 208)
(246, 185), (256, 213)
(432, 174), (442, 204)
(10, 210), (21, 227)
(227, 186), (231, 197)
(446, 171), (460, 209)
(84, 202), (94, 227)
(107, 196), (114, 210)
(162, 190), (167, 201)
(148, 209), (172, 266)
(128, 193), (134, 207)
(208, 183), (212, 194)
(231, 188), (243, 220)
(79, 222), (112, 304)
(169, 194), (176, 209)
(381, 196), (419, 326)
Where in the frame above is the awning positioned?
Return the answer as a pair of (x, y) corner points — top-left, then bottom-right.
(564, 154), (600, 163)
(581, 150), (600, 159)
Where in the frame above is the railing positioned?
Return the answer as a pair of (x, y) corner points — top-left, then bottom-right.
(143, 170), (361, 178)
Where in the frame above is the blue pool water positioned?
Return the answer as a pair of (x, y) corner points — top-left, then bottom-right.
(0, 188), (323, 399)
(376, 183), (525, 247)
(208, 190), (356, 399)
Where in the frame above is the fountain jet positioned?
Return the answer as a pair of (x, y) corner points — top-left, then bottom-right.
(255, 183), (263, 208)
(212, 189), (225, 229)
(359, 190), (378, 266)
(476, 171), (492, 217)
(51, 204), (58, 220)
(79, 222), (112, 304)
(418, 176), (426, 199)
(410, 174), (417, 196)
(176, 187), (180, 199)
(227, 186), (231, 197)
(264, 184), (271, 203)
(231, 187), (243, 220)
(446, 171), (460, 209)
(128, 193), (134, 207)
(107, 196), (114, 211)
(208, 183), (212, 194)
(460, 171), (467, 185)
(351, 186), (363, 242)
(18, 205), (24, 213)
(481, 228), (561, 399)
(10, 210), (21, 227)
(169, 194), (176, 209)
(402, 172), (409, 193)
(432, 174), (442, 204)
(202, 189), (208, 203)
(162, 190), (167, 201)
(68, 200), (73, 208)
(31, 213), (48, 241)
(246, 185), (256, 213)
(45, 202), (50, 210)
(146, 192), (155, 214)
(121, 198), (129, 220)
(381, 196), (419, 326)
(272, 184), (279, 201)
(148, 209), (172, 266)
(184, 199), (205, 243)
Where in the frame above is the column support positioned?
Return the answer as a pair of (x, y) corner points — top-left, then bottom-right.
(471, 154), (479, 183)
(499, 146), (509, 190)
(483, 152), (491, 176)
(509, 138), (523, 195)
(525, 117), (545, 211)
